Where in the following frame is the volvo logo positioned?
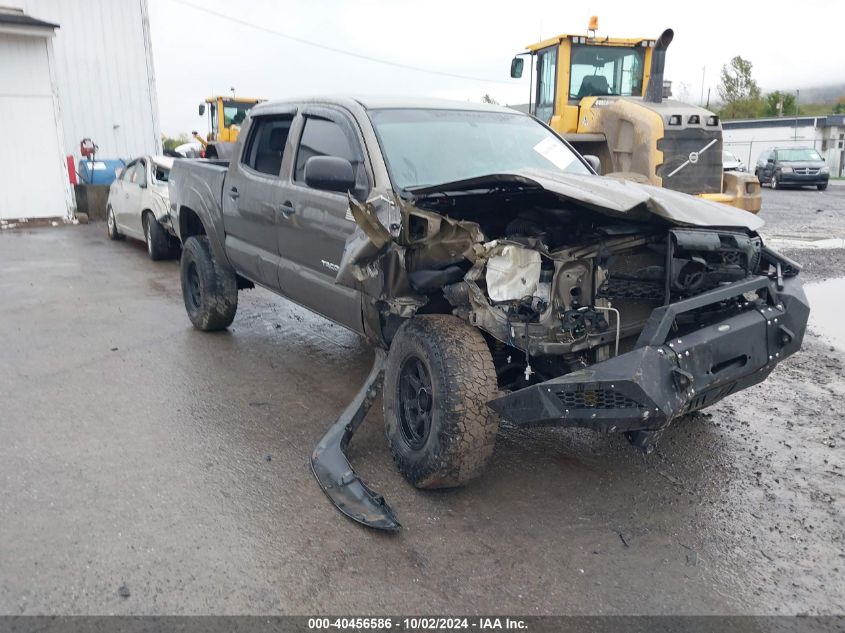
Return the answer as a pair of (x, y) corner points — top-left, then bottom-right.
(666, 138), (718, 178)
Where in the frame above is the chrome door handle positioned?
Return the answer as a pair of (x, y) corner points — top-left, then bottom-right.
(278, 201), (295, 216)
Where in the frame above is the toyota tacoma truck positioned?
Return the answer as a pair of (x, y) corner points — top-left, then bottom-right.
(169, 97), (809, 530)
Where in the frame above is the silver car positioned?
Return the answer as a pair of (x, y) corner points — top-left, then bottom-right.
(722, 149), (746, 172)
(106, 155), (179, 260)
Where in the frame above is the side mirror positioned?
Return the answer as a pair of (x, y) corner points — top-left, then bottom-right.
(304, 156), (355, 193)
(767, 158), (774, 164)
(583, 154), (602, 174)
(510, 57), (524, 79)
(198, 104), (205, 116)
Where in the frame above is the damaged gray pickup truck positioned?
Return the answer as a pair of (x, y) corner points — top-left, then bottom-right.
(169, 97), (809, 530)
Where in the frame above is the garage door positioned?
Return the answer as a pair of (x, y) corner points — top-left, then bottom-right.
(0, 33), (71, 220)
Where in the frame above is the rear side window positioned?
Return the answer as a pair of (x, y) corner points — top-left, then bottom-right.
(131, 161), (146, 185)
(294, 117), (360, 182)
(241, 115), (294, 176)
(120, 162), (136, 181)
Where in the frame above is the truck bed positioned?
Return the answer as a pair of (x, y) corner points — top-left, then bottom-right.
(168, 159), (229, 245)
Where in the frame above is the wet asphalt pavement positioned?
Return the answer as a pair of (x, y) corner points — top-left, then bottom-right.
(1, 186), (843, 615)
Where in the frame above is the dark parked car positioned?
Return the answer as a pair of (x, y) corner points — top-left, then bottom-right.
(755, 147), (829, 190)
(168, 97), (808, 529)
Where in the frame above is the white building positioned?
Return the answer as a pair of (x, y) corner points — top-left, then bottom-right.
(0, 0), (161, 221)
(0, 8), (73, 220)
(723, 115), (845, 178)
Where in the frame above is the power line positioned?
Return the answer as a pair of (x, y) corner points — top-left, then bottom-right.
(168, 0), (514, 85)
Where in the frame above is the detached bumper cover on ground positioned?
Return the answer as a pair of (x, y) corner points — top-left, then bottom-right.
(488, 275), (809, 432)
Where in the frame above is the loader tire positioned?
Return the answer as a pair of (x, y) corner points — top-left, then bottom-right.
(383, 315), (499, 489)
(180, 235), (237, 331)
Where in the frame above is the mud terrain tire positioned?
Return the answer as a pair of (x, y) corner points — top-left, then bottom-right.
(180, 235), (237, 331)
(384, 315), (499, 489)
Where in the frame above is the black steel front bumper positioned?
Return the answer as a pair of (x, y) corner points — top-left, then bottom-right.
(488, 275), (809, 432)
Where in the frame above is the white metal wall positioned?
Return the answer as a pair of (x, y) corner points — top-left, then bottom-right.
(18, 0), (161, 161)
(0, 31), (74, 219)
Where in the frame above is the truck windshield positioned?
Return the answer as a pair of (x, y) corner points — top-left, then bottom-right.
(368, 108), (589, 191)
(777, 148), (822, 162)
(569, 44), (645, 100)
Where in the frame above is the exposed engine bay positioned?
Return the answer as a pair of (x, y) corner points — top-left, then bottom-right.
(339, 173), (789, 396)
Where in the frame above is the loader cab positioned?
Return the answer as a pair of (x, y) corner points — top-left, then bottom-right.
(513, 33), (655, 133)
(198, 96), (263, 144)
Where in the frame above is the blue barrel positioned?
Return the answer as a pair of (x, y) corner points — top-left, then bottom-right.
(78, 159), (126, 185)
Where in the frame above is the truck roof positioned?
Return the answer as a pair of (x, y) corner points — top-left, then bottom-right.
(251, 95), (519, 116)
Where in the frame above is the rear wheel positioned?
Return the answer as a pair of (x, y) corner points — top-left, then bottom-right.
(383, 315), (499, 489)
(143, 212), (175, 260)
(180, 235), (238, 331)
(107, 206), (123, 240)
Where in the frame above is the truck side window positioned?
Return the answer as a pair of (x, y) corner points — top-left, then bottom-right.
(241, 115), (293, 176)
(294, 117), (360, 182)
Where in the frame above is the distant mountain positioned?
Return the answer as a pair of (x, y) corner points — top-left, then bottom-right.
(778, 83), (845, 104)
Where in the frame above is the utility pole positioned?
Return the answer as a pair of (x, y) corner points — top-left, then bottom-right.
(794, 89), (800, 140)
(700, 66), (706, 105)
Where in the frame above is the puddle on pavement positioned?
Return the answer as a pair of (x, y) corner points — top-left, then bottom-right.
(804, 277), (845, 350)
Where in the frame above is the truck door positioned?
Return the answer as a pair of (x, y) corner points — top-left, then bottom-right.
(534, 46), (557, 124)
(222, 109), (296, 289)
(275, 106), (369, 333)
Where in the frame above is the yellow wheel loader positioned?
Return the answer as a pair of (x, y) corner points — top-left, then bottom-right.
(510, 20), (761, 213)
(193, 95), (264, 159)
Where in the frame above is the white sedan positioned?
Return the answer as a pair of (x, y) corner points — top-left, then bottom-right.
(107, 155), (179, 260)
(722, 150), (747, 172)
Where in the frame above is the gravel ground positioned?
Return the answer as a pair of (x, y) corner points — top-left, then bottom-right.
(0, 187), (842, 616)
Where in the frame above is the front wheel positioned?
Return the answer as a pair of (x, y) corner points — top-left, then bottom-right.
(770, 174), (779, 190)
(818, 183), (828, 191)
(180, 235), (238, 331)
(383, 315), (499, 489)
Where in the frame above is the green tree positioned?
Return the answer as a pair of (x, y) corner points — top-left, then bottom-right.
(763, 91), (797, 117)
(717, 56), (763, 118)
(718, 56), (761, 103)
(162, 134), (190, 152)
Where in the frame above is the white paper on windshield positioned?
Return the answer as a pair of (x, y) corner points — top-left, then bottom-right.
(533, 137), (576, 171)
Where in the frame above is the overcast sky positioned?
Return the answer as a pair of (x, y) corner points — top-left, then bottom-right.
(148, 0), (845, 137)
